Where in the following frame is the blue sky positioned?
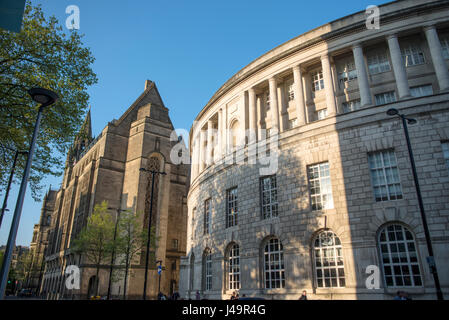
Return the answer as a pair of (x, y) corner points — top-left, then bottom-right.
(0, 0), (391, 246)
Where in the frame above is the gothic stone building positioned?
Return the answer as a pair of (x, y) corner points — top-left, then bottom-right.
(180, 0), (449, 300)
(40, 80), (189, 299)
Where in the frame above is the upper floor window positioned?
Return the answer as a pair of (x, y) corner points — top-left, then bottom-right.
(316, 109), (328, 121)
(289, 118), (298, 129)
(265, 91), (270, 109)
(261, 175), (278, 219)
(442, 141), (449, 172)
(311, 70), (324, 92)
(264, 238), (285, 289)
(375, 91), (397, 106)
(204, 199), (211, 235)
(226, 187), (238, 228)
(401, 43), (425, 67)
(287, 81), (295, 101)
(172, 239), (179, 250)
(337, 57), (357, 84)
(367, 50), (391, 75)
(368, 150), (403, 202)
(410, 84), (433, 98)
(342, 99), (361, 113)
(308, 162), (333, 211)
(440, 36), (449, 59)
(378, 224), (422, 287)
(314, 231), (345, 288)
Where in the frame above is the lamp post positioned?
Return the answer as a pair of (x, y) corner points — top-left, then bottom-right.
(107, 207), (124, 300)
(0, 88), (58, 300)
(386, 108), (444, 300)
(0, 148), (28, 229)
(139, 167), (166, 300)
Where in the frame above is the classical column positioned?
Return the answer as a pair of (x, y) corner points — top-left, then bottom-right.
(248, 88), (257, 143)
(223, 104), (228, 155)
(257, 94), (264, 140)
(292, 65), (306, 126)
(268, 77), (280, 131)
(424, 25), (449, 92)
(387, 34), (411, 99)
(277, 82), (286, 132)
(216, 109), (223, 161)
(321, 54), (337, 116)
(352, 44), (372, 106)
(199, 129), (206, 172)
(206, 119), (213, 166)
(193, 135), (200, 179)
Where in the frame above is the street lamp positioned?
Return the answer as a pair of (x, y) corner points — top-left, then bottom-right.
(386, 108), (444, 300)
(139, 167), (166, 300)
(0, 147), (28, 229)
(0, 88), (58, 300)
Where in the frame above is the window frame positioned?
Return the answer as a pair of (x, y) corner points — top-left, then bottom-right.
(368, 149), (403, 202)
(401, 42), (425, 67)
(263, 238), (285, 289)
(307, 162), (334, 211)
(313, 230), (345, 288)
(311, 69), (325, 92)
(204, 198), (211, 235)
(377, 223), (423, 288)
(226, 187), (238, 228)
(367, 49), (392, 75)
(375, 91), (397, 106)
(260, 175), (279, 219)
(227, 243), (241, 291)
(342, 99), (362, 113)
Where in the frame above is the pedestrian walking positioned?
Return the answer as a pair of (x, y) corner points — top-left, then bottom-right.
(299, 290), (308, 300)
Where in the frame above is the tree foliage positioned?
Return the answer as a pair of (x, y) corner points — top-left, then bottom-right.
(0, 1), (98, 199)
(71, 201), (115, 296)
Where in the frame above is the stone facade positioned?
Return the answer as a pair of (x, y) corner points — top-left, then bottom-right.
(39, 81), (189, 299)
(180, 0), (449, 300)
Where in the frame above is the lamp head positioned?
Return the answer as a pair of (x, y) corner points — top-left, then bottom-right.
(28, 88), (58, 107)
(386, 108), (399, 116)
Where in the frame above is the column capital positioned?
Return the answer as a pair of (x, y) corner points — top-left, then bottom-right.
(386, 33), (398, 41)
(352, 42), (364, 50)
(423, 24), (436, 33)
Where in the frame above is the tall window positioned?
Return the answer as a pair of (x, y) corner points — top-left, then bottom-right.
(342, 99), (361, 113)
(228, 244), (240, 290)
(440, 36), (449, 59)
(378, 224), (422, 287)
(442, 142), (449, 172)
(287, 80), (295, 101)
(337, 57), (357, 84)
(316, 109), (328, 120)
(375, 91), (397, 106)
(311, 70), (324, 92)
(314, 231), (345, 288)
(226, 187), (238, 228)
(410, 84), (433, 98)
(265, 91), (270, 109)
(289, 118), (298, 129)
(204, 199), (211, 235)
(261, 175), (278, 219)
(204, 250), (212, 291)
(191, 208), (196, 240)
(401, 43), (425, 67)
(308, 162), (334, 211)
(264, 238), (285, 289)
(368, 150), (403, 202)
(367, 50), (391, 75)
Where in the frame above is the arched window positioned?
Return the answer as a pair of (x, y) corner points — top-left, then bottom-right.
(314, 230), (345, 288)
(378, 224), (422, 287)
(227, 244), (240, 290)
(263, 238), (285, 289)
(203, 249), (212, 291)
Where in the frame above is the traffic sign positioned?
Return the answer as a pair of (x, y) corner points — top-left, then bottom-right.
(157, 265), (162, 275)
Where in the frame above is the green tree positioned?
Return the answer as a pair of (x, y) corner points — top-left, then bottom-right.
(113, 210), (157, 300)
(0, 1), (97, 199)
(72, 201), (115, 297)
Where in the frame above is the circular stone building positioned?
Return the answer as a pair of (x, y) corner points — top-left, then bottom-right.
(179, 0), (449, 300)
